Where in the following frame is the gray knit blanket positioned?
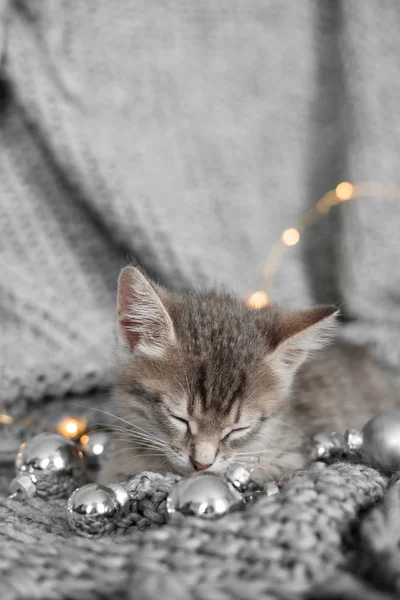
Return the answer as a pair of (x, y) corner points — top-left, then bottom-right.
(1, 395), (400, 600)
(2, 1), (400, 599)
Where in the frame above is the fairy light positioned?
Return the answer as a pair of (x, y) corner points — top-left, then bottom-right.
(57, 415), (88, 439)
(80, 433), (106, 454)
(247, 291), (269, 309)
(0, 413), (15, 424)
(281, 228), (300, 246)
(335, 181), (354, 201)
(66, 422), (78, 435)
(246, 181), (400, 309)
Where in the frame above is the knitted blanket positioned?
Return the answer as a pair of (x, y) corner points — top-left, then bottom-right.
(1, 394), (400, 600)
(1, 395), (400, 600)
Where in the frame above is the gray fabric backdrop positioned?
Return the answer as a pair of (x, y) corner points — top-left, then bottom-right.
(1, 0), (400, 414)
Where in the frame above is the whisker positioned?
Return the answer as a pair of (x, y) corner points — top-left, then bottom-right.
(113, 438), (167, 450)
(112, 436), (166, 446)
(97, 423), (157, 438)
(111, 447), (166, 458)
(233, 449), (303, 456)
(268, 416), (305, 437)
(105, 431), (167, 450)
(118, 452), (172, 470)
(73, 404), (166, 444)
(110, 430), (167, 446)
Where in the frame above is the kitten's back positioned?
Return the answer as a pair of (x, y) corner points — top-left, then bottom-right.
(292, 341), (400, 433)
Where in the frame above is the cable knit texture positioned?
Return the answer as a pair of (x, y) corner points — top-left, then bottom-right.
(1, 396), (400, 599)
(1, 1), (400, 599)
(1, 414), (397, 600)
(1, 0), (400, 413)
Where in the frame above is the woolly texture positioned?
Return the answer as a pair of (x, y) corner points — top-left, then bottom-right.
(1, 1), (400, 413)
(1, 456), (396, 600)
(2, 396), (400, 599)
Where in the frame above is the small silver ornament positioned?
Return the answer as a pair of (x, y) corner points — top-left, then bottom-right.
(344, 428), (363, 452)
(67, 482), (130, 537)
(225, 463), (252, 492)
(166, 463), (277, 520)
(310, 410), (400, 475)
(264, 481), (280, 496)
(10, 432), (84, 500)
(356, 410), (400, 474)
(166, 472), (244, 519)
(310, 431), (343, 461)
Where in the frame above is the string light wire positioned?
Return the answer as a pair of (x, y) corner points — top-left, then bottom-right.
(246, 181), (398, 308)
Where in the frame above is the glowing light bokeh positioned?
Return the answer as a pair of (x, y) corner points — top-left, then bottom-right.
(58, 415), (88, 439)
(335, 181), (354, 201)
(247, 291), (269, 309)
(281, 228), (300, 246)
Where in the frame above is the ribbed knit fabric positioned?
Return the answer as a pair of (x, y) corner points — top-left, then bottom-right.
(1, 0), (400, 413)
(2, 395), (400, 600)
(0, 449), (396, 600)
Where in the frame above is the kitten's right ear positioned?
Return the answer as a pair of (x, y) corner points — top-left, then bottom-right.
(266, 305), (338, 377)
(117, 266), (175, 358)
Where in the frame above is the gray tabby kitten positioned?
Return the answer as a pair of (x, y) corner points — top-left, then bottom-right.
(101, 266), (399, 484)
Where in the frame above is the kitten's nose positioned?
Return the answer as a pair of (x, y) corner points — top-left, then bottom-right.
(190, 458), (212, 471)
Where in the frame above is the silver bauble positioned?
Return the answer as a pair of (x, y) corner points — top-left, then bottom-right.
(166, 473), (244, 520)
(225, 463), (252, 492)
(264, 481), (280, 496)
(11, 433), (84, 499)
(344, 428), (364, 452)
(310, 432), (343, 461)
(67, 483), (129, 537)
(108, 483), (130, 517)
(359, 410), (400, 474)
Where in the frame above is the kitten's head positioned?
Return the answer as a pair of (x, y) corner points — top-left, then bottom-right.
(114, 266), (337, 479)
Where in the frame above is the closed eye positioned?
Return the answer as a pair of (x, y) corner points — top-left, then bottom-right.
(171, 415), (188, 426)
(223, 426), (250, 440)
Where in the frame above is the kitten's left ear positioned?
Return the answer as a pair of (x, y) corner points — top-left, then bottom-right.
(117, 266), (176, 358)
(267, 305), (338, 375)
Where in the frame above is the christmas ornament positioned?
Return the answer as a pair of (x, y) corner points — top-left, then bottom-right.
(67, 482), (130, 537)
(309, 431), (343, 461)
(9, 432), (84, 499)
(166, 463), (279, 520)
(347, 410), (400, 474)
(67, 463), (279, 536)
(310, 410), (400, 475)
(166, 472), (244, 519)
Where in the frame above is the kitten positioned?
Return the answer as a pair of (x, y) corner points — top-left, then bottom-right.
(100, 266), (400, 484)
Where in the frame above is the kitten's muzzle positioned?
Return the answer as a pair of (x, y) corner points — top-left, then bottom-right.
(190, 458), (213, 471)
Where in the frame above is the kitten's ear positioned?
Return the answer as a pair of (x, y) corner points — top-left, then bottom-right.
(117, 266), (175, 357)
(267, 305), (338, 374)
